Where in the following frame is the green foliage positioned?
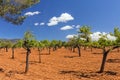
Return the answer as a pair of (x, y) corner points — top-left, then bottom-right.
(51, 40), (58, 47)
(0, 0), (40, 25)
(78, 25), (92, 42)
(23, 31), (34, 41)
(114, 27), (120, 43)
(22, 31), (35, 50)
(0, 40), (12, 48)
(41, 40), (51, 48)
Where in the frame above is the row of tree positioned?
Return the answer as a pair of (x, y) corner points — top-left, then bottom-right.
(0, 27), (120, 73)
(0, 31), (66, 73)
(65, 26), (120, 73)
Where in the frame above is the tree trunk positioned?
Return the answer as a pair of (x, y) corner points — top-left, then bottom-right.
(25, 48), (31, 73)
(117, 48), (119, 52)
(77, 46), (81, 57)
(99, 49), (108, 73)
(91, 47), (92, 52)
(6, 46), (8, 52)
(98, 46), (120, 73)
(48, 47), (51, 55)
(12, 48), (14, 59)
(84, 46), (86, 50)
(38, 48), (41, 63)
(73, 47), (75, 52)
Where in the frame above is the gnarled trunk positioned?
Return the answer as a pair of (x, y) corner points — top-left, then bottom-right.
(12, 47), (14, 59)
(38, 48), (41, 63)
(99, 46), (119, 73)
(99, 49), (108, 73)
(77, 46), (81, 57)
(25, 48), (31, 73)
(48, 47), (51, 55)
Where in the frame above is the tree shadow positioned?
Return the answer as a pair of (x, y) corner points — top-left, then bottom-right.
(5, 70), (25, 77)
(22, 61), (40, 65)
(107, 59), (120, 63)
(40, 53), (50, 55)
(20, 52), (26, 54)
(64, 56), (79, 58)
(92, 52), (102, 54)
(29, 61), (40, 64)
(104, 71), (117, 75)
(59, 70), (117, 79)
(0, 68), (4, 72)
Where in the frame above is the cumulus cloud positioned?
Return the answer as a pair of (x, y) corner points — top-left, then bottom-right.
(106, 34), (116, 41)
(90, 32), (116, 41)
(34, 23), (39, 26)
(66, 34), (76, 39)
(24, 11), (40, 16)
(40, 22), (45, 26)
(90, 32), (101, 41)
(60, 25), (74, 30)
(58, 13), (74, 22)
(66, 32), (116, 41)
(47, 13), (74, 26)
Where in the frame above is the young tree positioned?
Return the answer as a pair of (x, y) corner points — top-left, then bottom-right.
(51, 40), (59, 51)
(3, 40), (12, 52)
(67, 36), (84, 57)
(78, 25), (92, 50)
(22, 31), (34, 73)
(37, 41), (44, 63)
(41, 40), (51, 55)
(93, 32), (119, 73)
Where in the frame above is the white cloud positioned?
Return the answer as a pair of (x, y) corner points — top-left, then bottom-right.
(47, 13), (74, 26)
(66, 34), (76, 39)
(24, 11), (40, 16)
(66, 31), (116, 41)
(34, 22), (45, 26)
(90, 32), (101, 41)
(58, 13), (74, 22)
(107, 34), (116, 41)
(40, 22), (45, 26)
(34, 23), (39, 26)
(60, 25), (74, 30)
(90, 32), (116, 41)
(76, 25), (81, 29)
(47, 17), (58, 26)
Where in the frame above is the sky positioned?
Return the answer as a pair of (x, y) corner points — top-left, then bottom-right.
(0, 0), (120, 41)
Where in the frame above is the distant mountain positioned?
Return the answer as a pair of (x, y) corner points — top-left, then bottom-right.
(0, 39), (21, 43)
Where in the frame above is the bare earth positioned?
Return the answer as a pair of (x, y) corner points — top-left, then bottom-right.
(0, 48), (120, 80)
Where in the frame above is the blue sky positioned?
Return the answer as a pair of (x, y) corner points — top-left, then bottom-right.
(0, 0), (120, 41)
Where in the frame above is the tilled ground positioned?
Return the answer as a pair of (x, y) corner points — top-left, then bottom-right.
(0, 48), (120, 80)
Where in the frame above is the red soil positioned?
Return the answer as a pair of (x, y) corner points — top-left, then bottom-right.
(0, 48), (120, 80)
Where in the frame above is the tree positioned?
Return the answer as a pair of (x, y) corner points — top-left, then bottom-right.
(78, 26), (92, 50)
(93, 33), (119, 73)
(41, 40), (51, 55)
(0, 0), (40, 25)
(2, 40), (12, 52)
(78, 25), (92, 42)
(51, 40), (59, 51)
(114, 27), (120, 52)
(37, 41), (44, 63)
(22, 31), (34, 73)
(67, 36), (84, 57)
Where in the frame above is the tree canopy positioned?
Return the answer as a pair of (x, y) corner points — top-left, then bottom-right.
(0, 0), (40, 25)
